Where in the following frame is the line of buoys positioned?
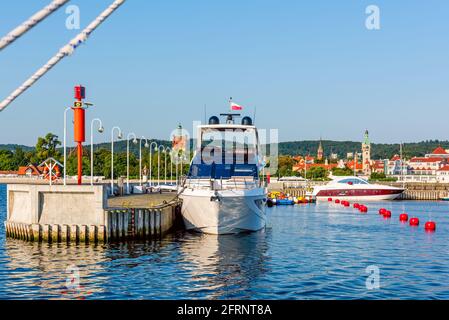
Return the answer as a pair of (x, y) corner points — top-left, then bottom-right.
(338, 201), (368, 213)
(379, 208), (437, 232)
(334, 203), (438, 233)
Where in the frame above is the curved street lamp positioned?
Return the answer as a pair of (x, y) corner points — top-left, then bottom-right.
(126, 132), (137, 194)
(90, 118), (104, 185)
(169, 149), (174, 184)
(165, 147), (171, 185)
(148, 142), (158, 188)
(157, 145), (166, 187)
(139, 136), (149, 186)
(63, 106), (71, 186)
(110, 126), (123, 196)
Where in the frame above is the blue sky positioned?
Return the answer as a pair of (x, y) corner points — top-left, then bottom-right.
(0, 0), (448, 146)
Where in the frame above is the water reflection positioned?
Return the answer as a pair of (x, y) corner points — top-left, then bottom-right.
(178, 230), (271, 299)
(3, 240), (110, 299)
(2, 230), (270, 299)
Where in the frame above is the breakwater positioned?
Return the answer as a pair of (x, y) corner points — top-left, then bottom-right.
(4, 184), (182, 243)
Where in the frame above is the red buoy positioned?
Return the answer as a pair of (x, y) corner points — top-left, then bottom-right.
(409, 217), (420, 226)
(424, 221), (436, 232)
(379, 208), (386, 215)
(383, 210), (392, 218)
(399, 213), (408, 222)
(353, 203), (360, 209)
(335, 199), (340, 204)
(328, 198), (333, 202)
(359, 205), (367, 213)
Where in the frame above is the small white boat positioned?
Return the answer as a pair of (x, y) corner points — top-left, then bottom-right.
(179, 113), (267, 234)
(313, 176), (404, 201)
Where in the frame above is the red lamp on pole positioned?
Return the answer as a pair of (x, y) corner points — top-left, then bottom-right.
(72, 85), (87, 185)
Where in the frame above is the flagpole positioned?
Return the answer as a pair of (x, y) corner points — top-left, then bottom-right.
(253, 106), (257, 124)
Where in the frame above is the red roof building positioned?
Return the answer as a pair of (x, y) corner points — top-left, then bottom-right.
(426, 146), (449, 159)
(0, 170), (18, 176)
(409, 157), (444, 163)
(292, 163), (337, 172)
(437, 165), (449, 183)
(17, 164), (44, 176)
(346, 160), (363, 172)
(431, 147), (448, 155)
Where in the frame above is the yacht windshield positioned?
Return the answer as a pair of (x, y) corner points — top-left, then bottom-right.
(189, 127), (261, 179)
(197, 127), (259, 166)
(337, 178), (368, 185)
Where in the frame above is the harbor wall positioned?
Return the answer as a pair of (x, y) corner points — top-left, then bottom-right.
(7, 184), (106, 225)
(4, 184), (182, 243)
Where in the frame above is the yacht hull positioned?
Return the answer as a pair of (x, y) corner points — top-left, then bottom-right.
(179, 188), (267, 234)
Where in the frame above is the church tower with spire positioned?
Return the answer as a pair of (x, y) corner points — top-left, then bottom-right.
(317, 139), (324, 161)
(362, 130), (371, 175)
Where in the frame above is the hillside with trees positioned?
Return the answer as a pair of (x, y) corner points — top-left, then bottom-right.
(2, 138), (448, 178)
(278, 140), (449, 159)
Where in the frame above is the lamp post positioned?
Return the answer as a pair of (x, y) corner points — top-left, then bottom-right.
(169, 149), (173, 184)
(149, 142), (158, 188)
(175, 152), (179, 189)
(139, 137), (149, 186)
(126, 132), (137, 194)
(90, 118), (104, 185)
(165, 147), (171, 185)
(157, 145), (165, 187)
(110, 126), (123, 196)
(63, 106), (71, 186)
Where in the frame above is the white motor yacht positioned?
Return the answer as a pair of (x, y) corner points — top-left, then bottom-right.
(179, 113), (267, 234)
(313, 176), (404, 201)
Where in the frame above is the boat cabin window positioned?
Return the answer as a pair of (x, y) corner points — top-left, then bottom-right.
(200, 128), (258, 165)
(188, 163), (258, 179)
(338, 178), (368, 185)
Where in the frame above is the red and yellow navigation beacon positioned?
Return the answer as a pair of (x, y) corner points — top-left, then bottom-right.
(72, 85), (87, 185)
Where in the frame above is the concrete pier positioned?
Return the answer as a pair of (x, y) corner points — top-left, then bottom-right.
(4, 183), (182, 243)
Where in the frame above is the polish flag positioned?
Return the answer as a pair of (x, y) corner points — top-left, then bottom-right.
(230, 102), (243, 111)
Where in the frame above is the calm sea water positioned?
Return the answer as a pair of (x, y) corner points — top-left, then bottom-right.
(1, 183), (449, 299)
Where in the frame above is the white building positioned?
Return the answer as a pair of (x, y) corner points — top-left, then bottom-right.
(437, 165), (449, 183)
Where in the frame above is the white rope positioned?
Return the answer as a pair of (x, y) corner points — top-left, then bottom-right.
(0, 0), (126, 112)
(0, 0), (70, 51)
